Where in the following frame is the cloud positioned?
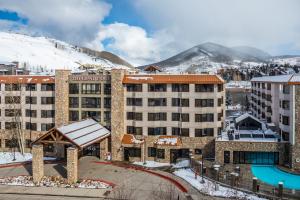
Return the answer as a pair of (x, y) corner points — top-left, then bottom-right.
(87, 23), (176, 65)
(132, 0), (300, 55)
(0, 0), (111, 45)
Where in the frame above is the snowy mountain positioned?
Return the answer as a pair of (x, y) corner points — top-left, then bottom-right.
(0, 32), (133, 74)
(140, 42), (299, 73)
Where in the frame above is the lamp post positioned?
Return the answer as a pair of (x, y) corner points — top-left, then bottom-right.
(200, 154), (205, 183)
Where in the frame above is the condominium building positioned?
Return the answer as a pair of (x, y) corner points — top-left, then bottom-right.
(0, 75), (55, 151)
(249, 74), (300, 170)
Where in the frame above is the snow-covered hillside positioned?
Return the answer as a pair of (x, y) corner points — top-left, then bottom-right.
(0, 32), (131, 74)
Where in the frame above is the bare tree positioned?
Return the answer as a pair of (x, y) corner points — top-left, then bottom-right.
(150, 182), (180, 200)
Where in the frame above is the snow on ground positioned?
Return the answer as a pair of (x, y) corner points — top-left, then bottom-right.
(133, 161), (170, 168)
(0, 152), (55, 164)
(174, 169), (266, 200)
(0, 32), (129, 73)
(172, 159), (190, 169)
(0, 176), (111, 189)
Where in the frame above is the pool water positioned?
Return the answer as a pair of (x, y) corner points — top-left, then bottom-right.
(251, 165), (300, 190)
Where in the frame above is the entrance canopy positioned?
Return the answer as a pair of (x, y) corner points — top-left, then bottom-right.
(33, 118), (110, 149)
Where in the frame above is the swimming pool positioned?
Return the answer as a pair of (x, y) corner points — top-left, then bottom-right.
(251, 165), (300, 190)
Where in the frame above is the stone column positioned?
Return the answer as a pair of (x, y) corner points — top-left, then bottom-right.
(111, 69), (126, 161)
(67, 147), (78, 184)
(32, 145), (44, 183)
(252, 177), (258, 192)
(55, 70), (71, 127)
(141, 142), (145, 163)
(100, 137), (109, 160)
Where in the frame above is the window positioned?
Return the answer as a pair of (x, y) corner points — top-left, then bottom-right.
(5, 109), (21, 117)
(218, 84), (223, 92)
(172, 98), (189, 107)
(195, 99), (214, 107)
(127, 112), (143, 121)
(82, 83), (101, 94)
(148, 84), (167, 92)
(26, 84), (36, 91)
(148, 113), (167, 121)
(26, 122), (37, 131)
(218, 113), (222, 121)
(69, 97), (79, 108)
(104, 84), (111, 95)
(5, 122), (21, 130)
(233, 151), (279, 165)
(69, 111), (79, 121)
(26, 96), (37, 104)
(282, 116), (289, 125)
(282, 85), (289, 94)
(282, 131), (289, 141)
(41, 110), (55, 118)
(195, 84), (214, 92)
(82, 97), (101, 108)
(41, 123), (55, 131)
(126, 84), (142, 92)
(25, 139), (32, 148)
(172, 84), (189, 92)
(25, 109), (37, 118)
(5, 139), (18, 148)
(5, 84), (21, 91)
(104, 111), (111, 122)
(148, 127), (166, 135)
(172, 128), (189, 137)
(148, 98), (167, 106)
(267, 84), (271, 90)
(281, 100), (290, 110)
(41, 97), (55, 104)
(69, 83), (79, 94)
(148, 147), (157, 157)
(127, 98), (142, 106)
(195, 128), (214, 137)
(195, 149), (202, 155)
(41, 83), (55, 91)
(104, 97), (111, 108)
(5, 96), (20, 104)
(195, 113), (214, 122)
(218, 98), (223, 106)
(127, 126), (142, 135)
(81, 111), (101, 121)
(157, 149), (165, 159)
(171, 113), (189, 122)
(128, 148), (141, 157)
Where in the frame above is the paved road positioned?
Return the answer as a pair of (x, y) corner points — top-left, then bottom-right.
(0, 156), (223, 200)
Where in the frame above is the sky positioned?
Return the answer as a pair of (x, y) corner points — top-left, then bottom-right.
(0, 0), (299, 66)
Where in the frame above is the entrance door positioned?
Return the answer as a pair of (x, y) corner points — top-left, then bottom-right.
(83, 144), (100, 157)
(124, 148), (130, 161)
(224, 151), (230, 164)
(170, 149), (178, 163)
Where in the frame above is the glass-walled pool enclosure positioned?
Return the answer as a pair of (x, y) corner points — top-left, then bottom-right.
(233, 151), (279, 165)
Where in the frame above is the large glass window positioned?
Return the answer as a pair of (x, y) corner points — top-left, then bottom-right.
(126, 112), (143, 121)
(41, 110), (55, 118)
(148, 127), (167, 135)
(195, 113), (214, 122)
(172, 98), (189, 107)
(81, 111), (100, 121)
(26, 84), (36, 91)
(148, 84), (167, 92)
(81, 83), (101, 94)
(5, 96), (20, 104)
(41, 84), (55, 91)
(69, 83), (79, 94)
(69, 97), (79, 108)
(104, 84), (111, 95)
(233, 151), (279, 165)
(195, 84), (214, 92)
(148, 98), (167, 106)
(5, 84), (21, 91)
(195, 99), (214, 107)
(104, 97), (111, 108)
(41, 123), (55, 131)
(25, 109), (37, 118)
(171, 113), (189, 122)
(148, 147), (157, 157)
(126, 84), (142, 92)
(69, 111), (79, 121)
(172, 84), (189, 92)
(148, 113), (167, 121)
(195, 128), (214, 137)
(127, 126), (142, 135)
(81, 97), (101, 108)
(172, 128), (189, 137)
(26, 96), (37, 104)
(127, 98), (142, 106)
(41, 97), (55, 104)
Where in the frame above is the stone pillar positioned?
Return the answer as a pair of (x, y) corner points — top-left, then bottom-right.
(55, 70), (71, 127)
(67, 147), (78, 184)
(111, 69), (126, 161)
(100, 137), (109, 160)
(252, 177), (258, 192)
(291, 85), (300, 170)
(278, 182), (283, 198)
(32, 145), (44, 183)
(141, 142), (145, 163)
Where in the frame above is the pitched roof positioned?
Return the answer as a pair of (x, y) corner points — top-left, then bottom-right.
(123, 74), (224, 84)
(251, 74), (293, 83)
(235, 113), (266, 130)
(56, 119), (110, 148)
(0, 75), (55, 84)
(121, 134), (144, 145)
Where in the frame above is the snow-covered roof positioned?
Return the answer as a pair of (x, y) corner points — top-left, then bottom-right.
(57, 119), (110, 148)
(251, 74), (293, 83)
(235, 113), (266, 130)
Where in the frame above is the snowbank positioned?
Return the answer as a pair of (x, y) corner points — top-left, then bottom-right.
(174, 169), (265, 200)
(0, 152), (55, 164)
(133, 161), (170, 168)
